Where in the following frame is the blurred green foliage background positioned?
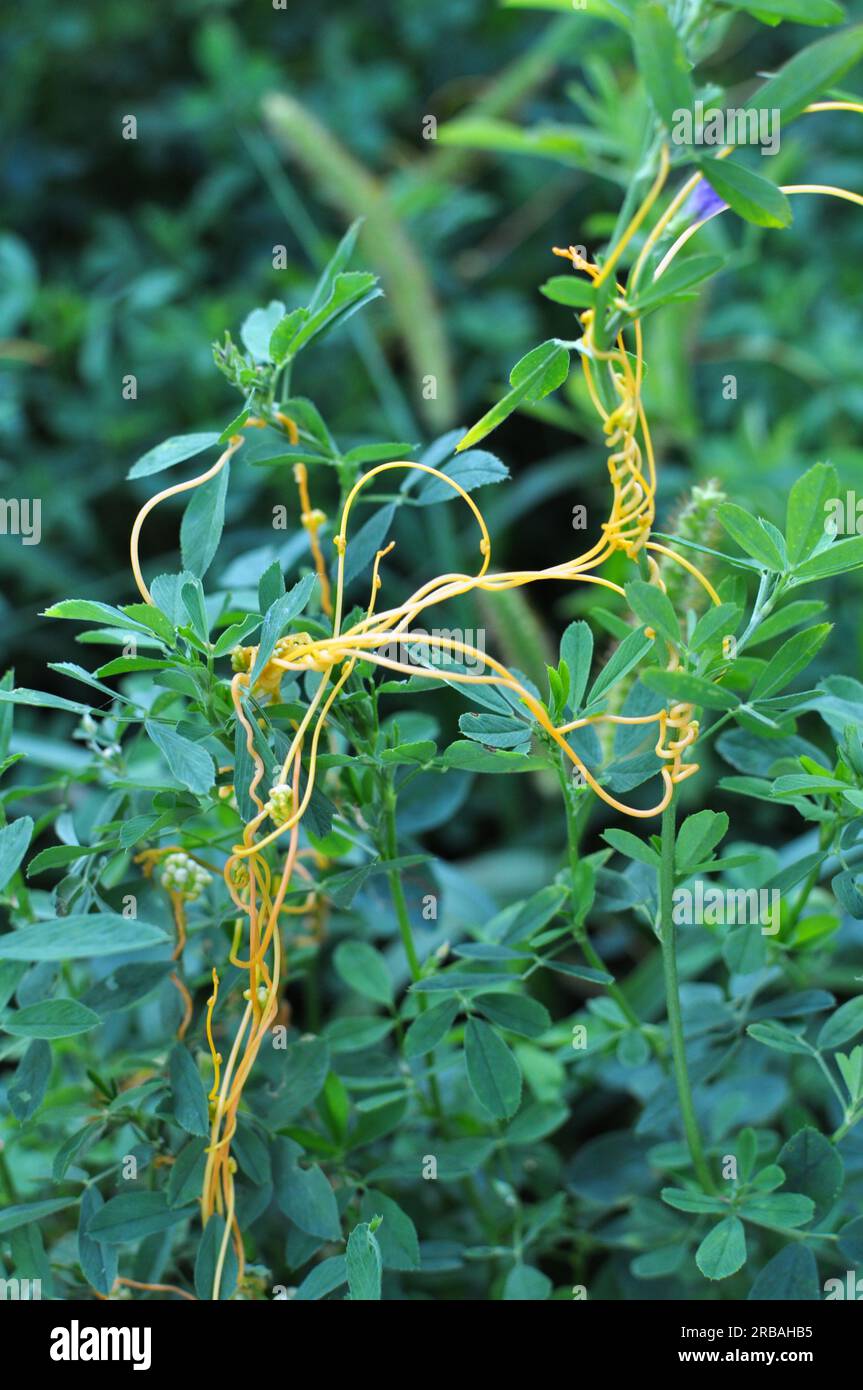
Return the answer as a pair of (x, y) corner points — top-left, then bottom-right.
(1, 0), (862, 852)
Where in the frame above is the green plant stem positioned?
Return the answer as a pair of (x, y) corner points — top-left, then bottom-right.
(557, 763), (648, 1038)
(658, 796), (716, 1194)
(0, 1143), (18, 1203)
(382, 789), (422, 984)
(381, 779), (447, 1124)
(787, 821), (834, 932)
(832, 1108), (863, 1145)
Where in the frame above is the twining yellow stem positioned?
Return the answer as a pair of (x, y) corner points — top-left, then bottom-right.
(122, 101), (863, 1299)
(130, 436), (243, 604)
(115, 1278), (197, 1302)
(294, 462), (333, 615)
(206, 969), (222, 1101)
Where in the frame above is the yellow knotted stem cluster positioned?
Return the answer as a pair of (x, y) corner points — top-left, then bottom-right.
(124, 102), (862, 1298)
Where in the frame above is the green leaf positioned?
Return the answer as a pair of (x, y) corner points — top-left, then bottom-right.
(624, 580), (680, 646)
(722, 0), (844, 26)
(87, 1192), (196, 1244)
(676, 810), (729, 873)
(195, 1214), (238, 1300)
(181, 576), (209, 641)
(793, 535), (863, 583)
(746, 1021), (813, 1055)
(696, 1216), (747, 1280)
(403, 998), (459, 1058)
(309, 219), (363, 311)
(241, 300), (285, 361)
(474, 993), (551, 1038)
(275, 1154), (341, 1239)
(441, 741), (547, 773)
(2, 998), (100, 1040)
(584, 627), (653, 708)
(506, 1101), (568, 1143)
(835, 1045), (863, 1103)
(493, 886), (569, 949)
(321, 861), (375, 910)
(257, 559), (285, 614)
(340, 503), (396, 589)
(146, 721), (215, 796)
(43, 598), (158, 634)
(739, 1192), (815, 1229)
(777, 1128), (843, 1218)
(346, 441), (415, 466)
(458, 712), (530, 749)
(746, 600), (825, 647)
(0, 1197), (77, 1236)
(180, 460), (230, 579)
(8, 1039), (51, 1122)
(0, 815), (32, 891)
(0, 913), (169, 961)
(503, 1263), (552, 1299)
(456, 340), (570, 452)
(751, 624), (832, 700)
(817, 996), (863, 1051)
(169, 1045), (209, 1137)
(837, 1215), (863, 1264)
(78, 1187), (117, 1296)
(690, 603), (742, 653)
(346, 1220), (383, 1300)
(719, 502), (786, 568)
(632, 254), (725, 316)
(285, 272), (382, 357)
(269, 307), (310, 365)
(359, 1191), (420, 1271)
(412, 450), (508, 505)
(333, 940), (393, 1007)
(324, 1017), (394, 1051)
(83, 962), (173, 1016)
(379, 740), (437, 766)
(458, 939), (530, 961)
(641, 667), (739, 711)
(438, 115), (608, 164)
(662, 1188), (729, 1215)
(464, 1017), (522, 1119)
(632, 2), (695, 129)
(0, 686), (90, 716)
(748, 1244), (820, 1301)
(539, 275), (596, 308)
(251, 573), (317, 682)
(560, 621), (593, 711)
(743, 23), (863, 124)
(602, 827), (661, 869)
(723, 925), (767, 974)
(128, 432), (221, 480)
(168, 1139), (208, 1209)
(27, 842), (110, 877)
(294, 1255), (347, 1301)
(542, 959), (613, 985)
(699, 157), (792, 229)
(785, 463), (839, 567)
(54, 1125), (104, 1183)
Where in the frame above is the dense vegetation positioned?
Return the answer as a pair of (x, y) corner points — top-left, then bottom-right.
(2, 0), (863, 1303)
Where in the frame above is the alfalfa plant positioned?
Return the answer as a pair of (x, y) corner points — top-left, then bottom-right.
(2, 2), (863, 1301)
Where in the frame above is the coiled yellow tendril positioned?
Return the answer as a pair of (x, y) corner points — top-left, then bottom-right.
(125, 101), (863, 1298)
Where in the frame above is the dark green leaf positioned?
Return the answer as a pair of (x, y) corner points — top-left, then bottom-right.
(464, 1017), (522, 1119)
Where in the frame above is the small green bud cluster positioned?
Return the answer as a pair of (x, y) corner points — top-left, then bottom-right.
(267, 783), (294, 825)
(160, 851), (211, 901)
(230, 861), (250, 889)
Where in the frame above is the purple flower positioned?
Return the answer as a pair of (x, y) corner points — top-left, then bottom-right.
(685, 181), (727, 225)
